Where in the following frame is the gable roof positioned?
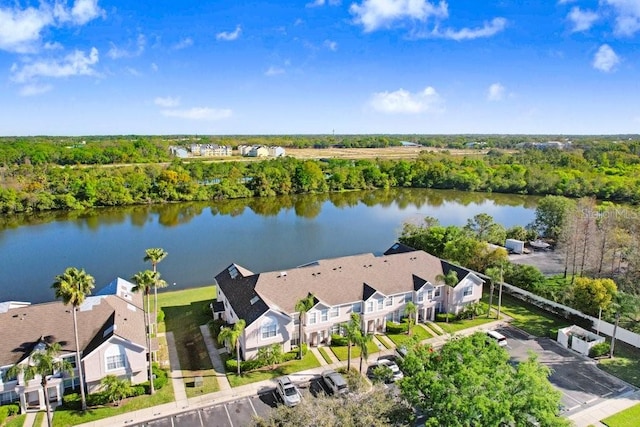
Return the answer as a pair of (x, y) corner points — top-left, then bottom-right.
(0, 278), (146, 367)
(215, 264), (268, 326)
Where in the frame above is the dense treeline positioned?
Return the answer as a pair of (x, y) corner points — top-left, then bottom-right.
(2, 143), (640, 214)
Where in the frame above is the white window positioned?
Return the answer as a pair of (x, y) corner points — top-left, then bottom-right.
(434, 287), (441, 298)
(385, 297), (393, 307)
(417, 292), (424, 303)
(352, 302), (362, 313)
(330, 307), (339, 318)
(106, 354), (126, 371)
(377, 298), (384, 310)
(463, 286), (473, 297)
(261, 323), (277, 339)
(308, 312), (317, 324)
(321, 309), (328, 322)
(64, 355), (77, 369)
(404, 294), (412, 303)
(427, 289), (433, 300)
(366, 301), (374, 313)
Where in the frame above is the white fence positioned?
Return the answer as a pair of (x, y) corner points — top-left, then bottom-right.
(502, 283), (640, 349)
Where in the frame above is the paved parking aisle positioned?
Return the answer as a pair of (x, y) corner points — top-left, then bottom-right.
(495, 325), (633, 414)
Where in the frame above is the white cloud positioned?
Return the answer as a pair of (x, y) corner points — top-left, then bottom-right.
(568, 7), (598, 32)
(306, 0), (341, 7)
(323, 39), (338, 51)
(44, 41), (63, 50)
(370, 86), (442, 114)
(592, 44), (620, 72)
(11, 47), (99, 83)
(151, 62), (158, 72)
(435, 17), (507, 40)
(350, 0), (449, 32)
(172, 37), (193, 50)
(216, 25), (242, 41)
(487, 83), (505, 101)
(107, 34), (146, 59)
(161, 107), (232, 121)
(19, 83), (53, 96)
(604, 0), (640, 36)
(154, 96), (181, 108)
(265, 66), (285, 76)
(0, 0), (103, 53)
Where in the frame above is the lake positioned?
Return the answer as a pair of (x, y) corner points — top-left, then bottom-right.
(0, 188), (539, 303)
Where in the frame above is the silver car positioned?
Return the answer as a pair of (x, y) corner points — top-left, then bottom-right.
(321, 370), (349, 395)
(375, 358), (404, 382)
(275, 376), (302, 407)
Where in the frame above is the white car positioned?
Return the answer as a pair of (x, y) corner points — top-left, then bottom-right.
(275, 376), (302, 407)
(374, 358), (404, 382)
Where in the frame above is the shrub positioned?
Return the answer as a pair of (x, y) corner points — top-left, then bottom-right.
(385, 321), (407, 334)
(130, 385), (146, 397)
(283, 352), (297, 362)
(436, 313), (456, 323)
(300, 343), (308, 356)
(330, 334), (349, 346)
(589, 342), (610, 358)
(152, 364), (169, 390)
(87, 392), (109, 407)
(0, 404), (20, 424)
(157, 308), (165, 324)
(208, 319), (226, 341)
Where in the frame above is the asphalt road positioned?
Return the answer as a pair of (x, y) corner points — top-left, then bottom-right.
(495, 325), (633, 414)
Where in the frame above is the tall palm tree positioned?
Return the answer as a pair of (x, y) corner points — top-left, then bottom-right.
(218, 319), (246, 375)
(52, 267), (95, 411)
(404, 301), (417, 336)
(609, 293), (635, 358)
(144, 248), (168, 333)
(7, 342), (72, 427)
(484, 267), (501, 319)
(131, 269), (158, 395)
(294, 293), (315, 360)
(345, 313), (361, 372)
(436, 270), (459, 323)
(356, 332), (373, 374)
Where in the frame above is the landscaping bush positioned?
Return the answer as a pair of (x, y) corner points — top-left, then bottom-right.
(0, 404), (20, 424)
(130, 385), (146, 397)
(436, 313), (456, 323)
(589, 342), (611, 358)
(152, 364), (169, 390)
(208, 318), (226, 341)
(385, 321), (407, 334)
(87, 392), (109, 407)
(330, 334), (349, 346)
(157, 308), (165, 324)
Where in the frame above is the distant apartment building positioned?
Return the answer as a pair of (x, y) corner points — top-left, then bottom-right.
(238, 145), (285, 158)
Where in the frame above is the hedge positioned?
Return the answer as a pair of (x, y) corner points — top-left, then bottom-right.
(0, 404), (20, 425)
(224, 344), (307, 373)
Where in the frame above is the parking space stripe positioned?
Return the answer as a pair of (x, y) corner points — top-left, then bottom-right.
(197, 409), (204, 427)
(248, 396), (258, 417)
(224, 403), (234, 427)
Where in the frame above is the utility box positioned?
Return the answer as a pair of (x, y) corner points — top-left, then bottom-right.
(505, 239), (525, 254)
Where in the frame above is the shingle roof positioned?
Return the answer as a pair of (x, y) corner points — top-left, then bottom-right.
(0, 278), (146, 367)
(215, 264), (268, 326)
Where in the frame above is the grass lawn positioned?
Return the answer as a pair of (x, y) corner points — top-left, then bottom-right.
(318, 347), (334, 364)
(486, 293), (568, 337)
(227, 351), (321, 388)
(34, 411), (45, 426)
(386, 324), (432, 347)
(598, 341), (640, 388)
(375, 335), (394, 349)
(435, 315), (501, 334)
(156, 286), (220, 396)
(601, 403), (640, 427)
(4, 414), (26, 427)
(52, 382), (174, 427)
(330, 341), (380, 361)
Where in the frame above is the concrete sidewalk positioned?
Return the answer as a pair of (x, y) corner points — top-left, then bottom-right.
(568, 390), (640, 427)
(165, 332), (187, 403)
(199, 324), (231, 391)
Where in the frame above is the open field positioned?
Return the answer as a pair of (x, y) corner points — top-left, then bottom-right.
(285, 146), (489, 160)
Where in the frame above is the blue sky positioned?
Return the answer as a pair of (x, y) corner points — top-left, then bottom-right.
(1, 0), (639, 135)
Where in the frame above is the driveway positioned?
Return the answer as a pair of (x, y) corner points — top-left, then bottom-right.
(496, 325), (633, 414)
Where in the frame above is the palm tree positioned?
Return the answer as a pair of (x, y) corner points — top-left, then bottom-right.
(485, 266), (501, 319)
(609, 293), (635, 358)
(7, 341), (72, 427)
(144, 248), (168, 333)
(131, 269), (158, 395)
(52, 267), (95, 411)
(436, 270), (459, 323)
(101, 375), (132, 406)
(345, 313), (361, 372)
(218, 319), (246, 375)
(356, 332), (373, 374)
(294, 293), (315, 360)
(404, 301), (417, 336)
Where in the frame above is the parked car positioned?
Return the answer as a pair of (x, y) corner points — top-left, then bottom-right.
(321, 370), (349, 395)
(275, 376), (302, 407)
(371, 358), (404, 382)
(486, 330), (508, 347)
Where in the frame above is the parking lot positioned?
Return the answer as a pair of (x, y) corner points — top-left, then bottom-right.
(496, 325), (633, 414)
(132, 378), (332, 427)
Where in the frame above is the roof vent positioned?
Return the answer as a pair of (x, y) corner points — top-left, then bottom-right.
(250, 296), (260, 305)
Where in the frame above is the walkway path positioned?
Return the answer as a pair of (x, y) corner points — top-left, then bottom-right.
(424, 320), (445, 335)
(22, 411), (35, 427)
(309, 347), (328, 366)
(568, 390), (640, 427)
(165, 332), (187, 403)
(199, 324), (231, 391)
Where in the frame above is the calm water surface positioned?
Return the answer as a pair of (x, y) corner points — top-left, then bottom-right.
(0, 189), (539, 303)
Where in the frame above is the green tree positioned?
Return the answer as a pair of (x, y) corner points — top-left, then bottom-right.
(571, 277), (617, 316)
(464, 213), (506, 245)
(218, 319), (246, 375)
(610, 292), (637, 358)
(7, 342), (72, 427)
(52, 267), (95, 411)
(131, 269), (158, 395)
(485, 266), (502, 319)
(400, 333), (570, 427)
(144, 247), (168, 330)
(355, 332), (373, 374)
(435, 270), (458, 323)
(294, 293), (316, 360)
(533, 195), (575, 242)
(345, 313), (362, 372)
(101, 375), (132, 406)
(404, 301), (417, 336)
